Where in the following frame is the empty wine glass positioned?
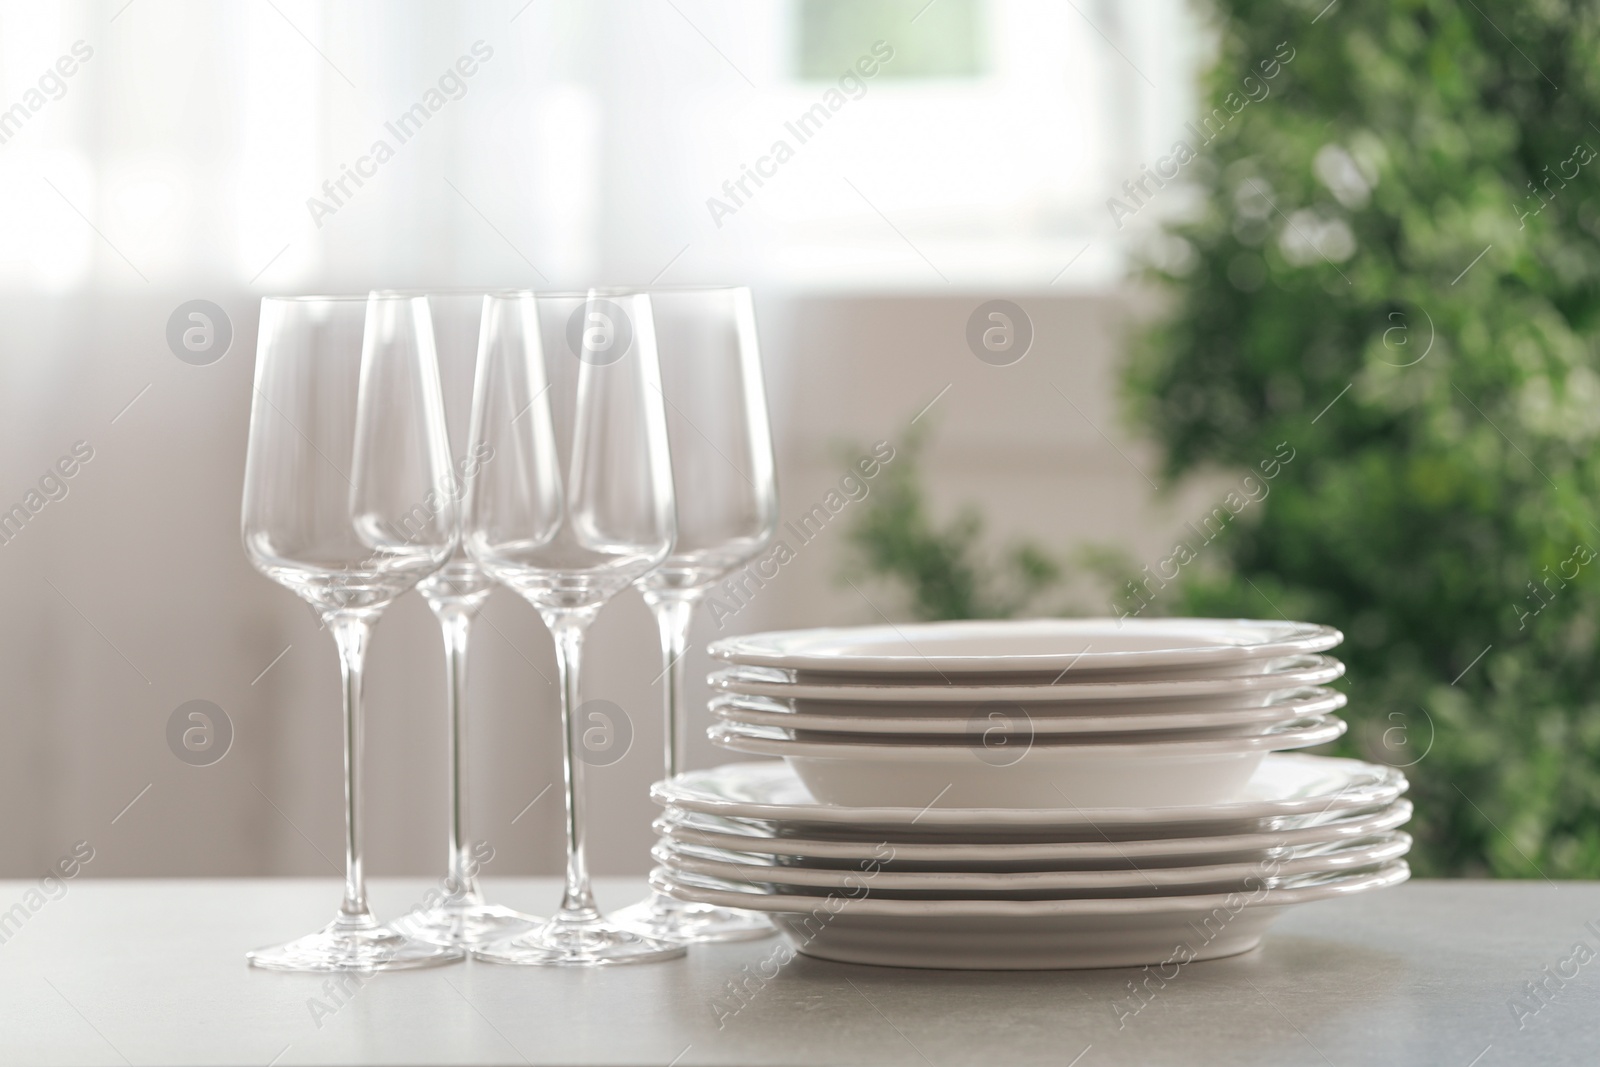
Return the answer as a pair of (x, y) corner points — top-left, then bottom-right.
(397, 293), (540, 947)
(242, 294), (463, 971)
(464, 290), (685, 966)
(612, 286), (778, 943)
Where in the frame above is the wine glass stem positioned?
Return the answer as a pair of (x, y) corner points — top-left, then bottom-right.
(546, 608), (600, 918)
(647, 590), (702, 782)
(329, 613), (375, 925)
(435, 605), (479, 897)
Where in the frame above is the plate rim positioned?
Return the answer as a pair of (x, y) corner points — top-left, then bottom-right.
(656, 800), (1415, 861)
(710, 655), (1346, 703)
(650, 755), (1408, 828)
(650, 860), (1410, 916)
(655, 831), (1413, 890)
(708, 617), (1343, 673)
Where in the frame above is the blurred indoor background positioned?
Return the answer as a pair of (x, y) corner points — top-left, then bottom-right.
(12, 0), (1552, 885)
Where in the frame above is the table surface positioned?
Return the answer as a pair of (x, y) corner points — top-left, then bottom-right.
(0, 876), (1593, 1066)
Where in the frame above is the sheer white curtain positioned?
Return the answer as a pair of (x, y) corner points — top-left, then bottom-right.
(0, 0), (1201, 295)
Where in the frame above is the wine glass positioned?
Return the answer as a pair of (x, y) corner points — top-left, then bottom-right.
(611, 286), (778, 943)
(464, 289), (686, 966)
(396, 292), (540, 947)
(242, 294), (463, 971)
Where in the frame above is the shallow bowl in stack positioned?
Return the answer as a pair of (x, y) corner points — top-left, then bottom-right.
(706, 618), (1348, 808)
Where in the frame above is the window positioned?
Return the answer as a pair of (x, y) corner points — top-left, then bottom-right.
(0, 0), (1205, 292)
(795, 0), (988, 80)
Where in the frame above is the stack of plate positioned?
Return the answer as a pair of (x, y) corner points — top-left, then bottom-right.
(648, 618), (1412, 969)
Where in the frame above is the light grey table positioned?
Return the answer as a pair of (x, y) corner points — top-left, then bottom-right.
(0, 877), (1592, 1066)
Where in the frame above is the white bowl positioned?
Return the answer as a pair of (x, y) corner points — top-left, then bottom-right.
(651, 754), (1408, 832)
(708, 717), (1347, 809)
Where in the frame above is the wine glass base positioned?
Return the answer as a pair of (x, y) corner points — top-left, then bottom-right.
(402, 901), (542, 948)
(612, 891), (776, 944)
(247, 919), (466, 972)
(472, 913), (688, 966)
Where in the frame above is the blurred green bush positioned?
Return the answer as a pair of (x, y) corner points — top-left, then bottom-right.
(846, 0), (1600, 877)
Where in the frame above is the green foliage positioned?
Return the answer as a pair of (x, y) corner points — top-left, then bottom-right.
(841, 426), (1065, 621)
(1127, 0), (1600, 879)
(795, 0), (986, 79)
(846, 0), (1600, 878)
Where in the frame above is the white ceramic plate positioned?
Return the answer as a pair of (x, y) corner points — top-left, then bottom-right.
(655, 800), (1414, 864)
(652, 755), (1407, 831)
(707, 618), (1342, 678)
(649, 862), (1410, 969)
(710, 687), (1347, 736)
(710, 655), (1345, 711)
(708, 717), (1348, 808)
(655, 831), (1411, 894)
